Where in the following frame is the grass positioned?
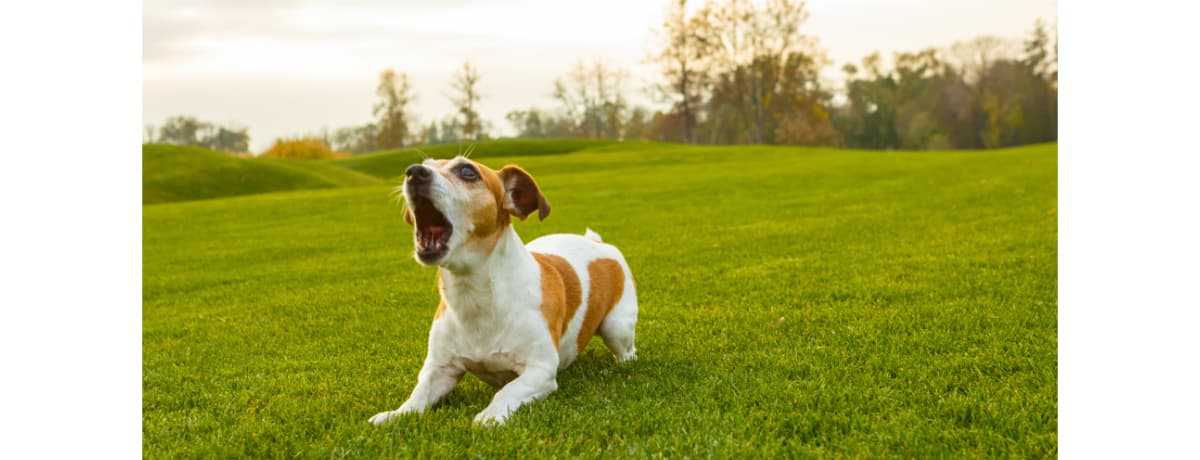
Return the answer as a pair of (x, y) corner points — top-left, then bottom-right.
(143, 141), (1057, 458)
(142, 144), (380, 204)
(334, 138), (621, 179)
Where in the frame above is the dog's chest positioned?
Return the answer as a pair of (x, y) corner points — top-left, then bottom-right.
(456, 353), (524, 388)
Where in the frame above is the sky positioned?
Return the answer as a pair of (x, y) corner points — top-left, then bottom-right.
(143, 0), (1057, 151)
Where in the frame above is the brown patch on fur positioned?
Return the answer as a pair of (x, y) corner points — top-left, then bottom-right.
(577, 258), (625, 352)
(434, 299), (447, 320)
(472, 162), (510, 237)
(531, 253), (582, 349)
(433, 158), (513, 255)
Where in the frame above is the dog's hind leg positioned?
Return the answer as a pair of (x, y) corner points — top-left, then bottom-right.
(598, 281), (638, 363)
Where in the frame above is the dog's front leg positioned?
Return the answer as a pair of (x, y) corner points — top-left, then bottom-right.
(473, 364), (558, 426)
(369, 359), (463, 425)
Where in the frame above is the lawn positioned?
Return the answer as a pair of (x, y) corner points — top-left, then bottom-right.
(142, 144), (380, 204)
(142, 141), (1057, 458)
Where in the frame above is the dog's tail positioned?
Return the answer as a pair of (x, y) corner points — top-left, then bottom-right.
(584, 228), (603, 242)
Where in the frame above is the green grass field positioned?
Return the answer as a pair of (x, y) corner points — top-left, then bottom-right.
(143, 141), (1057, 457)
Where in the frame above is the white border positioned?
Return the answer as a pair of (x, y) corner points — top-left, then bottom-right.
(1059, 0), (1200, 457)
(0, 0), (141, 457)
(4, 0), (1200, 457)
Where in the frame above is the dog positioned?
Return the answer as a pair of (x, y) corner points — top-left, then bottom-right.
(368, 156), (638, 426)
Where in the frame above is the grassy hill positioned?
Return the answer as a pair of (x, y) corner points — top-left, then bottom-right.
(143, 142), (1057, 457)
(335, 138), (623, 179)
(142, 144), (381, 204)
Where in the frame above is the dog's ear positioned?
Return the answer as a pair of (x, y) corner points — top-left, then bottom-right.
(403, 206), (415, 226)
(499, 165), (550, 221)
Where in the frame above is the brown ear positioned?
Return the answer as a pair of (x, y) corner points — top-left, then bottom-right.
(403, 206), (414, 226)
(499, 165), (551, 221)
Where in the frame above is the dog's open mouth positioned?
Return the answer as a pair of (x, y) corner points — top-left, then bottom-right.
(410, 196), (453, 262)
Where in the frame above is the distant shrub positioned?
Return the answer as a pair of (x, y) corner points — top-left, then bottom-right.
(262, 138), (347, 160)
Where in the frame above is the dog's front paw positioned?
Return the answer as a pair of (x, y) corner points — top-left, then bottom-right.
(368, 408), (412, 425)
(616, 350), (637, 363)
(472, 407), (509, 426)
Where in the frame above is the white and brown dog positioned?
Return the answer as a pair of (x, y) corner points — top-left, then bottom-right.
(368, 156), (638, 426)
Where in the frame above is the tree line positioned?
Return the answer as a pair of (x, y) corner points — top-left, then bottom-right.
(144, 116), (250, 154)
(510, 0), (1057, 150)
(149, 0), (1056, 156)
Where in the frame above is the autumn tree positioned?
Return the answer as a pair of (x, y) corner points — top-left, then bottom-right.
(833, 19), (1056, 151)
(262, 138), (340, 160)
(648, 0), (707, 143)
(691, 0), (826, 144)
(374, 69), (416, 149)
(449, 61), (485, 141)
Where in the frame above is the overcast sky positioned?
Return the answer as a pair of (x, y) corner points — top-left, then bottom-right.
(143, 0), (1057, 151)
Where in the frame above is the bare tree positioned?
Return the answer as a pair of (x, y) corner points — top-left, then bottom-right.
(946, 36), (1020, 84)
(374, 69), (416, 149)
(449, 61), (484, 141)
(553, 60), (629, 139)
(648, 0), (707, 143)
(692, 0), (822, 144)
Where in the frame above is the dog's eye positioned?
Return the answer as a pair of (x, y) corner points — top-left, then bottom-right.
(458, 165), (479, 182)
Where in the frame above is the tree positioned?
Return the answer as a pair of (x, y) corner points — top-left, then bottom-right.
(438, 116), (463, 144)
(416, 122), (441, 146)
(624, 106), (649, 140)
(331, 123), (378, 154)
(691, 0), (825, 144)
(645, 110), (687, 143)
(262, 138), (341, 160)
(157, 116), (209, 146)
(835, 53), (902, 149)
(771, 52), (838, 146)
(374, 69), (416, 149)
(506, 108), (546, 138)
(202, 126), (250, 153)
(552, 60), (629, 139)
(153, 116), (251, 153)
(946, 36), (1019, 84)
(1023, 18), (1057, 141)
(449, 61), (485, 141)
(1023, 19), (1052, 80)
(648, 0), (707, 143)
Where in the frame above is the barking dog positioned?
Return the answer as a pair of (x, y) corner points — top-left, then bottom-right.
(369, 157), (638, 426)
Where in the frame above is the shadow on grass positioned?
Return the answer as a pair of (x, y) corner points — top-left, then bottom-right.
(422, 344), (681, 416)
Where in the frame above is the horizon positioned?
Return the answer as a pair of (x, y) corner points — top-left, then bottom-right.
(143, 0), (1058, 151)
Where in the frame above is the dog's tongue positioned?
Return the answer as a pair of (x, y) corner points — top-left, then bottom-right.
(429, 226), (446, 235)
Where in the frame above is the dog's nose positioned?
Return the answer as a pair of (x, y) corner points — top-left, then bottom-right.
(406, 164), (431, 182)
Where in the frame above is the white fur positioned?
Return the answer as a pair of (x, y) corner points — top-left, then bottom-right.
(370, 158), (638, 426)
